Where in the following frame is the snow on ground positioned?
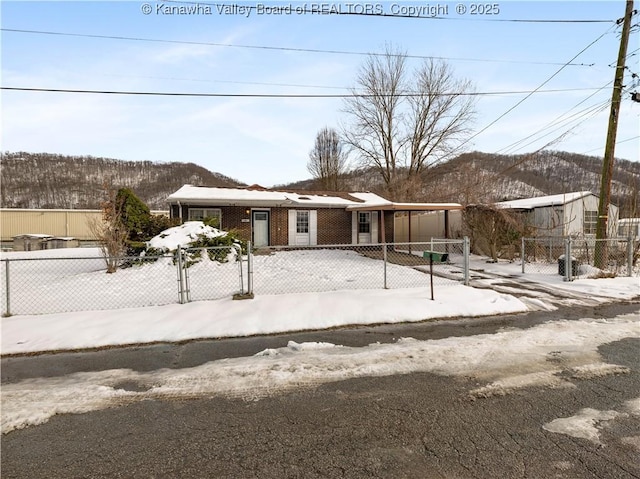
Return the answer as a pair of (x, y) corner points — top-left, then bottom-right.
(467, 256), (639, 301)
(0, 285), (526, 355)
(543, 408), (628, 444)
(1, 245), (463, 315)
(2, 313), (639, 434)
(0, 247), (637, 354)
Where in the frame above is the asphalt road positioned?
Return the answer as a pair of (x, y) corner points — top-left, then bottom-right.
(2, 302), (639, 478)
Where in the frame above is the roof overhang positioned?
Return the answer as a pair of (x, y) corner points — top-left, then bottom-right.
(346, 202), (463, 211)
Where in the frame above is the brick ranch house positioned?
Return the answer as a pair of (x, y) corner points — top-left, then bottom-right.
(167, 185), (463, 247)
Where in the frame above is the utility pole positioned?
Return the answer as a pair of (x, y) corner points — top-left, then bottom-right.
(594, 0), (634, 269)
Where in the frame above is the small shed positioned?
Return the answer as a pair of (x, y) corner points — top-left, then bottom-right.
(618, 218), (640, 239)
(47, 237), (80, 249)
(497, 191), (618, 237)
(12, 234), (53, 251)
(12, 234), (79, 251)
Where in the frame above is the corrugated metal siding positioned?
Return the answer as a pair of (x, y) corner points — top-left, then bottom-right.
(0, 209), (169, 241)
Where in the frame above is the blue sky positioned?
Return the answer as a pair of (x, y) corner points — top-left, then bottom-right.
(2, 1), (639, 186)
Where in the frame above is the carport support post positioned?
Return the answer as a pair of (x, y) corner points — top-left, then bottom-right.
(408, 211), (412, 254)
(380, 209), (388, 289)
(3, 260), (10, 317)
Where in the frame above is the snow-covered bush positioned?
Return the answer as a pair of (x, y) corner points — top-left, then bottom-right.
(144, 221), (246, 266)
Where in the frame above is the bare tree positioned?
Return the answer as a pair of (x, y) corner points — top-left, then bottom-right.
(342, 44), (476, 200)
(89, 183), (128, 273)
(342, 45), (405, 198)
(463, 204), (528, 261)
(307, 127), (347, 190)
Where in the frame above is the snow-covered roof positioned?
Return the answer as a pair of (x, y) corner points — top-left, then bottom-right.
(168, 185), (462, 211)
(13, 234), (54, 239)
(167, 185), (393, 208)
(498, 191), (593, 210)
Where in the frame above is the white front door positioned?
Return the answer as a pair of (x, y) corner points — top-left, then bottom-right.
(295, 210), (310, 245)
(358, 212), (372, 244)
(252, 211), (269, 247)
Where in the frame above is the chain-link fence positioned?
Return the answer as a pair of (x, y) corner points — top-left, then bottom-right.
(178, 245), (245, 302)
(1, 254), (177, 316)
(250, 240), (468, 296)
(1, 240), (470, 316)
(521, 237), (639, 280)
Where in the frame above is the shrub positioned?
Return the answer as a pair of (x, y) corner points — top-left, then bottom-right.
(144, 221), (247, 267)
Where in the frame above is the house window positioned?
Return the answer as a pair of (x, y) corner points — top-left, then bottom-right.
(358, 212), (371, 233)
(188, 208), (222, 227)
(296, 211), (309, 234)
(584, 210), (597, 235)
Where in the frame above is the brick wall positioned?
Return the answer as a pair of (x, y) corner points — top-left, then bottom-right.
(220, 206), (251, 239)
(270, 208), (289, 246)
(317, 209), (352, 244)
(170, 203), (395, 246)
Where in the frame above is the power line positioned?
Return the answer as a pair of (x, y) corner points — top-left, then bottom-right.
(500, 100), (612, 156)
(496, 82), (613, 155)
(0, 28), (597, 67)
(101, 73), (350, 91)
(446, 23), (618, 157)
(0, 86), (611, 98)
(580, 135), (640, 155)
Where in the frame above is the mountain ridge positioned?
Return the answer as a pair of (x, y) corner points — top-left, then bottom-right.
(2, 150), (639, 217)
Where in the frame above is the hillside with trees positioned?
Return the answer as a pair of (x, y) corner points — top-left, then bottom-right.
(280, 150), (640, 218)
(1, 152), (244, 210)
(2, 150), (639, 218)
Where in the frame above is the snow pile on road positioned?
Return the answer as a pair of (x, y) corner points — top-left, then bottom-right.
(3, 313), (638, 434)
(543, 408), (627, 444)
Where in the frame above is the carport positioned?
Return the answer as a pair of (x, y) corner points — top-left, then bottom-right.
(346, 202), (464, 244)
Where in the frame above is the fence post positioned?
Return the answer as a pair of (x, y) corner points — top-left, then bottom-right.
(627, 237), (634, 277)
(383, 242), (388, 289)
(235, 244), (245, 294)
(564, 238), (573, 282)
(176, 248), (187, 304)
(463, 236), (470, 286)
(521, 237), (525, 274)
(247, 241), (253, 295)
(3, 260), (10, 317)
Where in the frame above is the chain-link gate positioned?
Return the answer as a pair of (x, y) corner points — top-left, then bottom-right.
(521, 237), (638, 281)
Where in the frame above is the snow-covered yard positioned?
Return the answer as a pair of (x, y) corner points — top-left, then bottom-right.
(0, 245), (462, 316)
(0, 247), (637, 355)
